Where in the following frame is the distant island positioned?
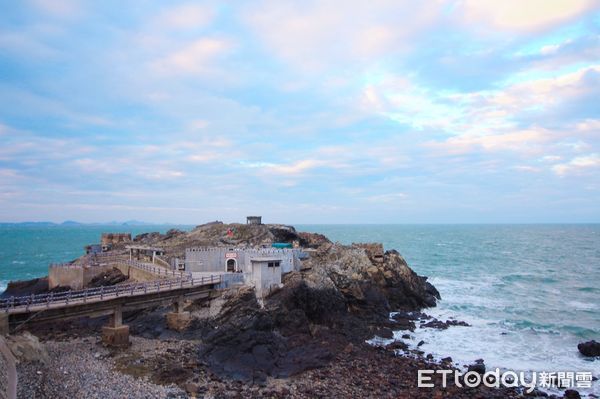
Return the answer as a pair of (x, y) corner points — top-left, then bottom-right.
(0, 220), (172, 227)
(0, 219), (532, 398)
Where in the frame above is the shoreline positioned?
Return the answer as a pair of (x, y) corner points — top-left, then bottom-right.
(2, 223), (597, 398)
(16, 327), (525, 399)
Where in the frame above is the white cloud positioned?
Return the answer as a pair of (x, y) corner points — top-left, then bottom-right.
(366, 192), (408, 203)
(458, 0), (599, 33)
(242, 0), (444, 71)
(157, 4), (214, 30)
(30, 0), (82, 18)
(264, 159), (326, 175)
(151, 37), (232, 75)
(360, 64), (600, 163)
(426, 128), (550, 155)
(552, 154), (600, 176)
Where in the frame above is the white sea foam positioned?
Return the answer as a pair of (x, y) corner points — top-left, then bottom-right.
(402, 308), (600, 396)
(567, 301), (596, 311)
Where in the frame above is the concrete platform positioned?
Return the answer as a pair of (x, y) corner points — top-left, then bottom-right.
(101, 325), (130, 347)
(166, 311), (191, 331)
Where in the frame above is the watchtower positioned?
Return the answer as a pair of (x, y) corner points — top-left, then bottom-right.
(246, 216), (262, 225)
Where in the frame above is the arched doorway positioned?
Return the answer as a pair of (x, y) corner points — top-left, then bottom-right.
(226, 258), (236, 272)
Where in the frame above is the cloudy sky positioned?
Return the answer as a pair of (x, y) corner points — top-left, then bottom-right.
(1, 0), (599, 224)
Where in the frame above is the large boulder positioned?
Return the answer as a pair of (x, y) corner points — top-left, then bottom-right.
(578, 340), (600, 357)
(6, 331), (49, 364)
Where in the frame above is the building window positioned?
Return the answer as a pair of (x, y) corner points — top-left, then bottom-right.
(268, 261), (280, 268)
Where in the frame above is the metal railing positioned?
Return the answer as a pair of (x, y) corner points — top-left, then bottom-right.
(51, 254), (128, 268)
(0, 274), (221, 313)
(219, 272), (250, 288)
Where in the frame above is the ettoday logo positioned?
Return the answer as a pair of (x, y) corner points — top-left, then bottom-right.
(418, 369), (593, 393)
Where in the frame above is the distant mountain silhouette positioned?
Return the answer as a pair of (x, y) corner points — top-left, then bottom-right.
(0, 220), (160, 226)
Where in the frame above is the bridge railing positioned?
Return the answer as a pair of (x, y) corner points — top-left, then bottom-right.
(51, 253), (128, 268)
(0, 274), (221, 313)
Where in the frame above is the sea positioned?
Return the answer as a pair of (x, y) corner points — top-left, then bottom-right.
(1, 224), (599, 394)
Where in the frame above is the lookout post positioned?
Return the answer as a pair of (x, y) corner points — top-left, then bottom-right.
(246, 216), (262, 225)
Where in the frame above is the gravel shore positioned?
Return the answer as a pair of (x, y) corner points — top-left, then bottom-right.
(16, 336), (186, 399)
(15, 332), (530, 399)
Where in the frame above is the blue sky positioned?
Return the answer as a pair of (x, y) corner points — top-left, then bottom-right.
(1, 0), (599, 224)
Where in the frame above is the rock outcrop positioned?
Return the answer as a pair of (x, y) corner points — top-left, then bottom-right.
(577, 340), (600, 357)
(1, 277), (50, 298)
(5, 222), (442, 385)
(87, 267), (128, 288)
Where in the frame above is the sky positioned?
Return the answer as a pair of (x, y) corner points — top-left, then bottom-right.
(0, 0), (599, 224)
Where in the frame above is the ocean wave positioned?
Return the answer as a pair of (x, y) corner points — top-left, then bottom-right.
(577, 286), (599, 293)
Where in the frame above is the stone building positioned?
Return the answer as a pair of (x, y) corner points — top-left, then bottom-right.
(246, 216), (262, 225)
(182, 247), (301, 297)
(101, 233), (132, 251)
(250, 257), (282, 297)
(183, 247), (302, 274)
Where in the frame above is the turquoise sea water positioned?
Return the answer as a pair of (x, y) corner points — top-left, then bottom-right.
(0, 225), (189, 290)
(300, 224), (600, 395)
(1, 224), (599, 391)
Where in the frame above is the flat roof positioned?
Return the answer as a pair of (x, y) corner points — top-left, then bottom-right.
(125, 245), (165, 252)
(250, 257), (283, 262)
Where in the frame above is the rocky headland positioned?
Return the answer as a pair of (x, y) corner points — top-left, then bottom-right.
(4, 222), (572, 398)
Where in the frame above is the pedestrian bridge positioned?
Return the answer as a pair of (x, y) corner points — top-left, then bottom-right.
(0, 259), (224, 347)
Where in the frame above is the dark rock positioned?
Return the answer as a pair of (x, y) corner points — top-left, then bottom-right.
(563, 390), (581, 399)
(523, 389), (548, 397)
(385, 341), (408, 351)
(446, 320), (470, 327)
(577, 340), (600, 357)
(392, 311), (430, 322)
(422, 319), (449, 329)
(372, 327), (393, 339)
(87, 267), (128, 288)
(401, 334), (410, 339)
(467, 361), (486, 375)
(268, 225), (300, 243)
(1, 277), (50, 298)
(197, 286), (335, 383)
(422, 318), (470, 330)
(392, 318), (416, 331)
(297, 232), (331, 249)
(441, 356), (453, 364)
(417, 340), (425, 347)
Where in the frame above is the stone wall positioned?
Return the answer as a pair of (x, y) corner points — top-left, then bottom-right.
(185, 247), (301, 274)
(49, 264), (113, 290)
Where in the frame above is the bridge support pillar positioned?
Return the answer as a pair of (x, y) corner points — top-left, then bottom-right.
(166, 297), (190, 332)
(102, 306), (129, 348)
(0, 313), (9, 336)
